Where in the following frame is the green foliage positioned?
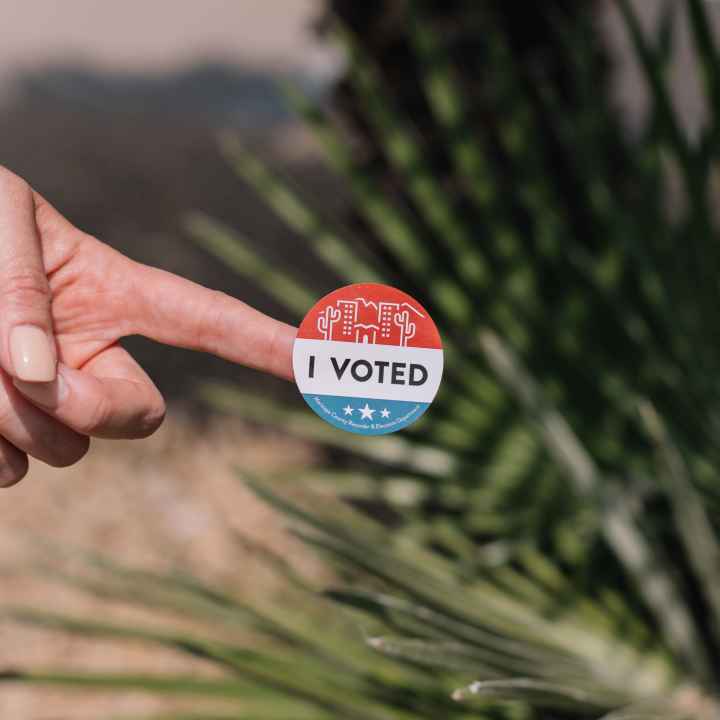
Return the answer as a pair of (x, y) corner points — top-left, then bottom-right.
(0, 482), (681, 719)
(3, 1), (720, 718)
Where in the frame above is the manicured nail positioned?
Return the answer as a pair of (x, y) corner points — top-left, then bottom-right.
(9, 325), (56, 381)
(13, 372), (66, 409)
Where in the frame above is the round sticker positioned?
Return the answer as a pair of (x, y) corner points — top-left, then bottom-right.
(293, 283), (443, 435)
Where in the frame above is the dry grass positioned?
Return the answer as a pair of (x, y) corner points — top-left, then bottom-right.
(0, 407), (322, 718)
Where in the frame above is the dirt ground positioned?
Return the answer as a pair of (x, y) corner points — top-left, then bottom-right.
(0, 407), (321, 718)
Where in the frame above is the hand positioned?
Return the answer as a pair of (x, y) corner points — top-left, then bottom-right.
(0, 167), (296, 488)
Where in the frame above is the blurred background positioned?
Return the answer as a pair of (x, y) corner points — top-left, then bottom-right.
(0, 0), (344, 398)
(0, 2), (335, 716)
(2, 1), (720, 718)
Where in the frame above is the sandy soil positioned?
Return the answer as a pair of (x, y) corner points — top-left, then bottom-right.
(0, 409), (321, 718)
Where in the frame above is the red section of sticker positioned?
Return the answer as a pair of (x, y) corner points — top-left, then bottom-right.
(296, 283), (442, 350)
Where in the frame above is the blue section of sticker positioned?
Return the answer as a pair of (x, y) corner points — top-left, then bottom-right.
(302, 394), (430, 435)
(294, 283), (443, 435)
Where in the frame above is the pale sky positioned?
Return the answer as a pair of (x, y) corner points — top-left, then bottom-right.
(1, 1), (713, 135)
(0, 1), (330, 76)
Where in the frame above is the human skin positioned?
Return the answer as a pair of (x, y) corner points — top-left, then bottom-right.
(0, 167), (297, 488)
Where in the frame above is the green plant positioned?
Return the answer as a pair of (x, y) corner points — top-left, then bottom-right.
(3, 1), (720, 718)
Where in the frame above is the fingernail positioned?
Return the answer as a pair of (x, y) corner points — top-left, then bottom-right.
(9, 325), (56, 381)
(13, 372), (66, 409)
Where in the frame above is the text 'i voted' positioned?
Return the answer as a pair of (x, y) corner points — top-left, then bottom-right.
(292, 283), (443, 436)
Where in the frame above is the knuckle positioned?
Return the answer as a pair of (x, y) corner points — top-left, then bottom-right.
(136, 392), (166, 438)
(0, 450), (28, 488)
(46, 434), (90, 468)
(79, 393), (113, 436)
(0, 401), (14, 431)
(0, 393), (19, 432)
(3, 266), (50, 312)
(194, 290), (228, 356)
(0, 167), (30, 196)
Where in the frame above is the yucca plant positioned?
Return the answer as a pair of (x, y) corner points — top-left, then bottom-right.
(2, 1), (720, 718)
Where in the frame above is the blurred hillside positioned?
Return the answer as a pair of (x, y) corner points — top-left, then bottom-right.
(0, 0), (345, 409)
(0, 61), (350, 407)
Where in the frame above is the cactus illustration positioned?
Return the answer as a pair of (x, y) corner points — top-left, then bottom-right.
(393, 310), (416, 346)
(317, 306), (341, 340)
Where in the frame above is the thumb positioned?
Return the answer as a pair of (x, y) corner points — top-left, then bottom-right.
(0, 169), (56, 382)
(126, 261), (297, 382)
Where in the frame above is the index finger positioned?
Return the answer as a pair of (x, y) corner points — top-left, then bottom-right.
(125, 262), (297, 382)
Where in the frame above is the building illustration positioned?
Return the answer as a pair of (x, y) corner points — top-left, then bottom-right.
(316, 297), (424, 346)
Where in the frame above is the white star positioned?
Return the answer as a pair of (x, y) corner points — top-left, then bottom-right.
(343, 404), (354, 416)
(380, 408), (391, 419)
(359, 403), (375, 420)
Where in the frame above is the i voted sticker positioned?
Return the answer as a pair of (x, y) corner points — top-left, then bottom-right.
(293, 283), (443, 435)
